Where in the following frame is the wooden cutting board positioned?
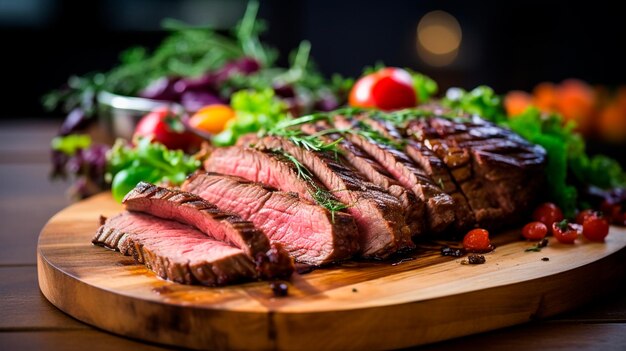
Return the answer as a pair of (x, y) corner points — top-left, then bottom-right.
(38, 193), (626, 351)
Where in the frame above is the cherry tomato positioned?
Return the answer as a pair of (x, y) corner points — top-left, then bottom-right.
(582, 216), (610, 242)
(463, 228), (492, 252)
(532, 202), (564, 227)
(189, 104), (235, 134)
(576, 209), (599, 225)
(551, 220), (579, 244)
(133, 107), (199, 151)
(349, 67), (417, 110)
(522, 221), (548, 241)
(600, 200), (624, 225)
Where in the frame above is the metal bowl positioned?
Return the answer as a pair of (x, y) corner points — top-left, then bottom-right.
(97, 91), (179, 140)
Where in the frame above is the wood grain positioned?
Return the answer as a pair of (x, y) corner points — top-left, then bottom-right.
(37, 193), (626, 350)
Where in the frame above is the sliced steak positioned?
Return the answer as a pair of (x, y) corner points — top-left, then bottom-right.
(122, 182), (293, 279)
(364, 117), (475, 230)
(182, 172), (359, 265)
(252, 135), (411, 258)
(332, 115), (456, 232)
(93, 212), (257, 286)
(301, 121), (424, 238)
(205, 146), (321, 204)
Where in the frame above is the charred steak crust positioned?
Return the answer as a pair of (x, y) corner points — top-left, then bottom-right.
(182, 172), (359, 265)
(93, 212), (258, 286)
(406, 115), (546, 227)
(122, 182), (293, 279)
(301, 121), (423, 241)
(253, 135), (411, 258)
(333, 115), (456, 233)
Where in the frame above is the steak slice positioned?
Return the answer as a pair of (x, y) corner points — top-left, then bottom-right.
(332, 115), (456, 233)
(182, 172), (359, 265)
(122, 182), (293, 279)
(363, 117), (475, 230)
(93, 212), (257, 286)
(301, 121), (424, 239)
(253, 135), (411, 258)
(205, 146), (321, 204)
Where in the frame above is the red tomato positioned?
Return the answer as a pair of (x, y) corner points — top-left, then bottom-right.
(582, 216), (610, 242)
(522, 221), (548, 241)
(133, 107), (199, 150)
(576, 209), (599, 225)
(552, 220), (579, 244)
(463, 228), (492, 252)
(532, 202), (564, 227)
(600, 200), (624, 225)
(349, 67), (417, 110)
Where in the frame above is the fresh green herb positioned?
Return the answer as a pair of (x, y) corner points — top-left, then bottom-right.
(106, 138), (200, 202)
(213, 89), (288, 146)
(264, 113), (344, 156)
(350, 120), (406, 150)
(555, 219), (569, 231)
(525, 245), (542, 252)
(272, 149), (348, 221)
(51, 134), (92, 156)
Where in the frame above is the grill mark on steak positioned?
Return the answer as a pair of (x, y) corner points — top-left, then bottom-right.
(363, 117), (476, 230)
(301, 121), (424, 240)
(407, 116), (546, 226)
(182, 172), (359, 265)
(93, 212), (258, 286)
(332, 115), (456, 233)
(122, 182), (294, 279)
(253, 136), (411, 258)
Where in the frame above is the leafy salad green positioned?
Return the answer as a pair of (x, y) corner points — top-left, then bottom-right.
(107, 138), (200, 202)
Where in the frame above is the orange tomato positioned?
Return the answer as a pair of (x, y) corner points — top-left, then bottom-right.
(189, 104), (236, 134)
(504, 90), (533, 117)
(555, 79), (595, 134)
(598, 103), (626, 142)
(533, 82), (558, 112)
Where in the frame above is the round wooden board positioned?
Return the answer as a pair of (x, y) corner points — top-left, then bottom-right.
(38, 193), (626, 350)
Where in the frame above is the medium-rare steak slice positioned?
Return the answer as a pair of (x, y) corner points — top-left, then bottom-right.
(122, 182), (293, 279)
(363, 117), (475, 230)
(205, 146), (322, 204)
(301, 121), (424, 239)
(253, 135), (411, 258)
(332, 115), (456, 233)
(93, 212), (257, 286)
(182, 172), (359, 265)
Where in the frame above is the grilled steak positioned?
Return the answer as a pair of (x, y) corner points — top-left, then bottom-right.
(252, 136), (412, 258)
(333, 115), (456, 232)
(182, 172), (359, 265)
(301, 121), (424, 238)
(93, 212), (257, 286)
(406, 115), (546, 226)
(363, 117), (475, 230)
(205, 146), (322, 204)
(122, 182), (293, 279)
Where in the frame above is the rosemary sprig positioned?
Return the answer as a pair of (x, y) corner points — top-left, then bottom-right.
(272, 149), (348, 222)
(349, 121), (406, 150)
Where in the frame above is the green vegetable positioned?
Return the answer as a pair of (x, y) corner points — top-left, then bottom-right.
(106, 138), (200, 202)
(443, 86), (507, 123)
(51, 134), (92, 156)
(213, 89), (288, 146)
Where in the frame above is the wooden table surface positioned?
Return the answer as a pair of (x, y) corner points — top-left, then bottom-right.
(1, 119), (626, 350)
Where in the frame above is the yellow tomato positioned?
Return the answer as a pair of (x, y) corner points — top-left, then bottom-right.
(189, 105), (236, 134)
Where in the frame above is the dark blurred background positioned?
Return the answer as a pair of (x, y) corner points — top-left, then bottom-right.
(2, 0), (625, 119)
